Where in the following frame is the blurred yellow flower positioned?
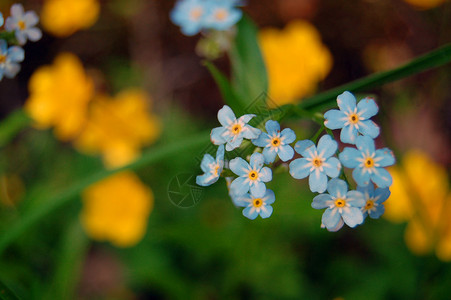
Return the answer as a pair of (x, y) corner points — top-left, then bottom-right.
(384, 150), (451, 261)
(41, 0), (100, 37)
(402, 0), (446, 10)
(74, 89), (161, 168)
(25, 53), (94, 141)
(258, 20), (332, 107)
(81, 171), (153, 247)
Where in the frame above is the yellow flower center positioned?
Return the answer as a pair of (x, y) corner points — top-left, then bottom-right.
(0, 55), (6, 64)
(18, 20), (26, 30)
(190, 7), (203, 21)
(349, 113), (359, 124)
(231, 124), (242, 135)
(248, 170), (258, 181)
(335, 198), (346, 208)
(214, 9), (228, 21)
(213, 165), (220, 176)
(364, 157), (374, 168)
(253, 198), (263, 208)
(312, 157), (323, 168)
(271, 137), (280, 147)
(365, 200), (374, 210)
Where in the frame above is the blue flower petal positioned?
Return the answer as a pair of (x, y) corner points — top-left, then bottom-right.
(211, 127), (227, 145)
(242, 206), (258, 220)
(317, 135), (338, 158)
(263, 189), (276, 205)
(374, 187), (390, 204)
(369, 206), (385, 219)
(341, 207), (364, 227)
(371, 168), (392, 188)
(200, 154), (215, 172)
(352, 167), (371, 186)
(294, 139), (315, 156)
(217, 105), (236, 127)
(233, 193), (249, 207)
(325, 218), (345, 232)
(355, 135), (375, 154)
(375, 148), (395, 167)
(357, 183), (375, 196)
(339, 147), (361, 168)
(265, 120), (280, 133)
(230, 176), (250, 195)
(337, 91), (356, 113)
(322, 208), (342, 230)
(226, 136), (244, 151)
(242, 125), (261, 140)
(249, 152), (265, 169)
(250, 181), (266, 198)
(229, 157), (249, 176)
(259, 205), (273, 218)
(7, 46), (24, 62)
(309, 170), (328, 193)
(359, 120), (380, 138)
(196, 173), (218, 186)
(289, 158), (311, 179)
(324, 157), (341, 178)
(238, 113), (256, 124)
(215, 145), (225, 164)
(259, 167), (272, 182)
(0, 40), (7, 53)
(252, 132), (270, 147)
(312, 193), (333, 209)
(340, 124), (358, 144)
(262, 147), (277, 164)
(346, 190), (366, 207)
(278, 144), (294, 162)
(327, 178), (348, 198)
(281, 128), (296, 144)
(357, 97), (378, 119)
(324, 109), (346, 129)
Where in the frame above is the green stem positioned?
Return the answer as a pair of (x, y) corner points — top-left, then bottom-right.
(311, 124), (325, 144)
(0, 110), (30, 148)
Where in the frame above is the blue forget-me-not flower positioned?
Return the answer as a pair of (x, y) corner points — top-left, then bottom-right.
(289, 135), (341, 193)
(0, 13), (3, 27)
(229, 152), (272, 197)
(5, 4), (42, 45)
(312, 178), (365, 232)
(252, 120), (296, 164)
(339, 135), (395, 188)
(211, 105), (261, 151)
(235, 189), (275, 220)
(196, 144), (225, 186)
(0, 39), (24, 81)
(324, 91), (380, 144)
(203, 0), (242, 31)
(357, 184), (390, 219)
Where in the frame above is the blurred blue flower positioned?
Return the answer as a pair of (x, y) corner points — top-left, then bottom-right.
(170, 0), (208, 36)
(357, 184), (390, 219)
(324, 91), (380, 144)
(0, 13), (3, 27)
(0, 39), (24, 81)
(289, 135), (341, 193)
(235, 189), (275, 220)
(252, 120), (296, 164)
(229, 152), (272, 197)
(5, 4), (42, 45)
(339, 135), (395, 188)
(211, 105), (261, 151)
(203, 0), (242, 31)
(196, 145), (225, 186)
(312, 178), (365, 232)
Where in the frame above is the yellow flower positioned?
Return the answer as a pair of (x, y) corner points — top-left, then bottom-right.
(41, 0), (100, 37)
(402, 0), (446, 10)
(258, 20), (332, 107)
(80, 171), (153, 247)
(74, 89), (161, 168)
(384, 150), (451, 261)
(25, 53), (94, 141)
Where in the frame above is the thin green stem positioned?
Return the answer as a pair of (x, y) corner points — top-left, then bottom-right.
(311, 125), (325, 144)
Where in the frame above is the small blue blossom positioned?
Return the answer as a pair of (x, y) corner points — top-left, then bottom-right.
(5, 4), (42, 45)
(339, 135), (395, 188)
(229, 152), (272, 197)
(312, 178), (365, 232)
(211, 105), (261, 151)
(203, 0), (242, 31)
(196, 144), (225, 186)
(0, 13), (4, 27)
(289, 135), (341, 193)
(170, 0), (208, 36)
(0, 39), (24, 81)
(357, 184), (390, 219)
(235, 189), (275, 220)
(324, 91), (380, 144)
(252, 120), (296, 164)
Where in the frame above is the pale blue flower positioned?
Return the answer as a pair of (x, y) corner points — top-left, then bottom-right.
(235, 189), (275, 220)
(252, 120), (296, 164)
(5, 4), (42, 45)
(196, 145), (224, 186)
(170, 0), (208, 36)
(312, 178), (365, 232)
(289, 135), (341, 193)
(357, 184), (390, 219)
(0, 39), (24, 81)
(0, 13), (3, 27)
(211, 105), (261, 151)
(339, 135), (395, 188)
(229, 152), (272, 197)
(324, 91), (380, 144)
(203, 0), (242, 31)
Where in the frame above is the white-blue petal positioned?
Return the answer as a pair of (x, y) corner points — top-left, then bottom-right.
(196, 173), (218, 186)
(294, 139), (315, 156)
(217, 105), (236, 127)
(263, 189), (276, 205)
(309, 170), (328, 193)
(249, 152), (265, 169)
(369, 206), (385, 219)
(250, 181), (266, 198)
(258, 167), (272, 182)
(375, 148), (395, 167)
(242, 125), (261, 139)
(322, 208), (342, 230)
(374, 187), (390, 204)
(226, 136), (244, 151)
(337, 91), (356, 113)
(346, 190), (366, 207)
(324, 157), (341, 178)
(259, 205), (273, 218)
(340, 124), (358, 144)
(352, 167), (371, 187)
(200, 154), (215, 172)
(242, 206), (258, 220)
(262, 147), (277, 164)
(327, 178), (348, 198)
(339, 147), (361, 168)
(359, 120), (380, 139)
(312, 194), (333, 209)
(317, 135), (338, 158)
(265, 120), (280, 134)
(341, 207), (364, 227)
(371, 168), (392, 188)
(252, 132), (270, 147)
(355, 135), (375, 154)
(289, 158), (311, 179)
(210, 127), (227, 145)
(229, 157), (249, 176)
(324, 109), (346, 129)
(278, 144), (294, 162)
(230, 176), (250, 195)
(280, 128), (296, 144)
(357, 97), (378, 119)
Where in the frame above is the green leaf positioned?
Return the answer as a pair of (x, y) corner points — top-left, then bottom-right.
(229, 15), (268, 112)
(0, 278), (21, 300)
(0, 110), (30, 148)
(298, 43), (451, 112)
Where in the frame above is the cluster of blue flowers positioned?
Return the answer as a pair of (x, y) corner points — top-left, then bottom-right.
(0, 4), (42, 81)
(170, 0), (242, 36)
(197, 91), (395, 231)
